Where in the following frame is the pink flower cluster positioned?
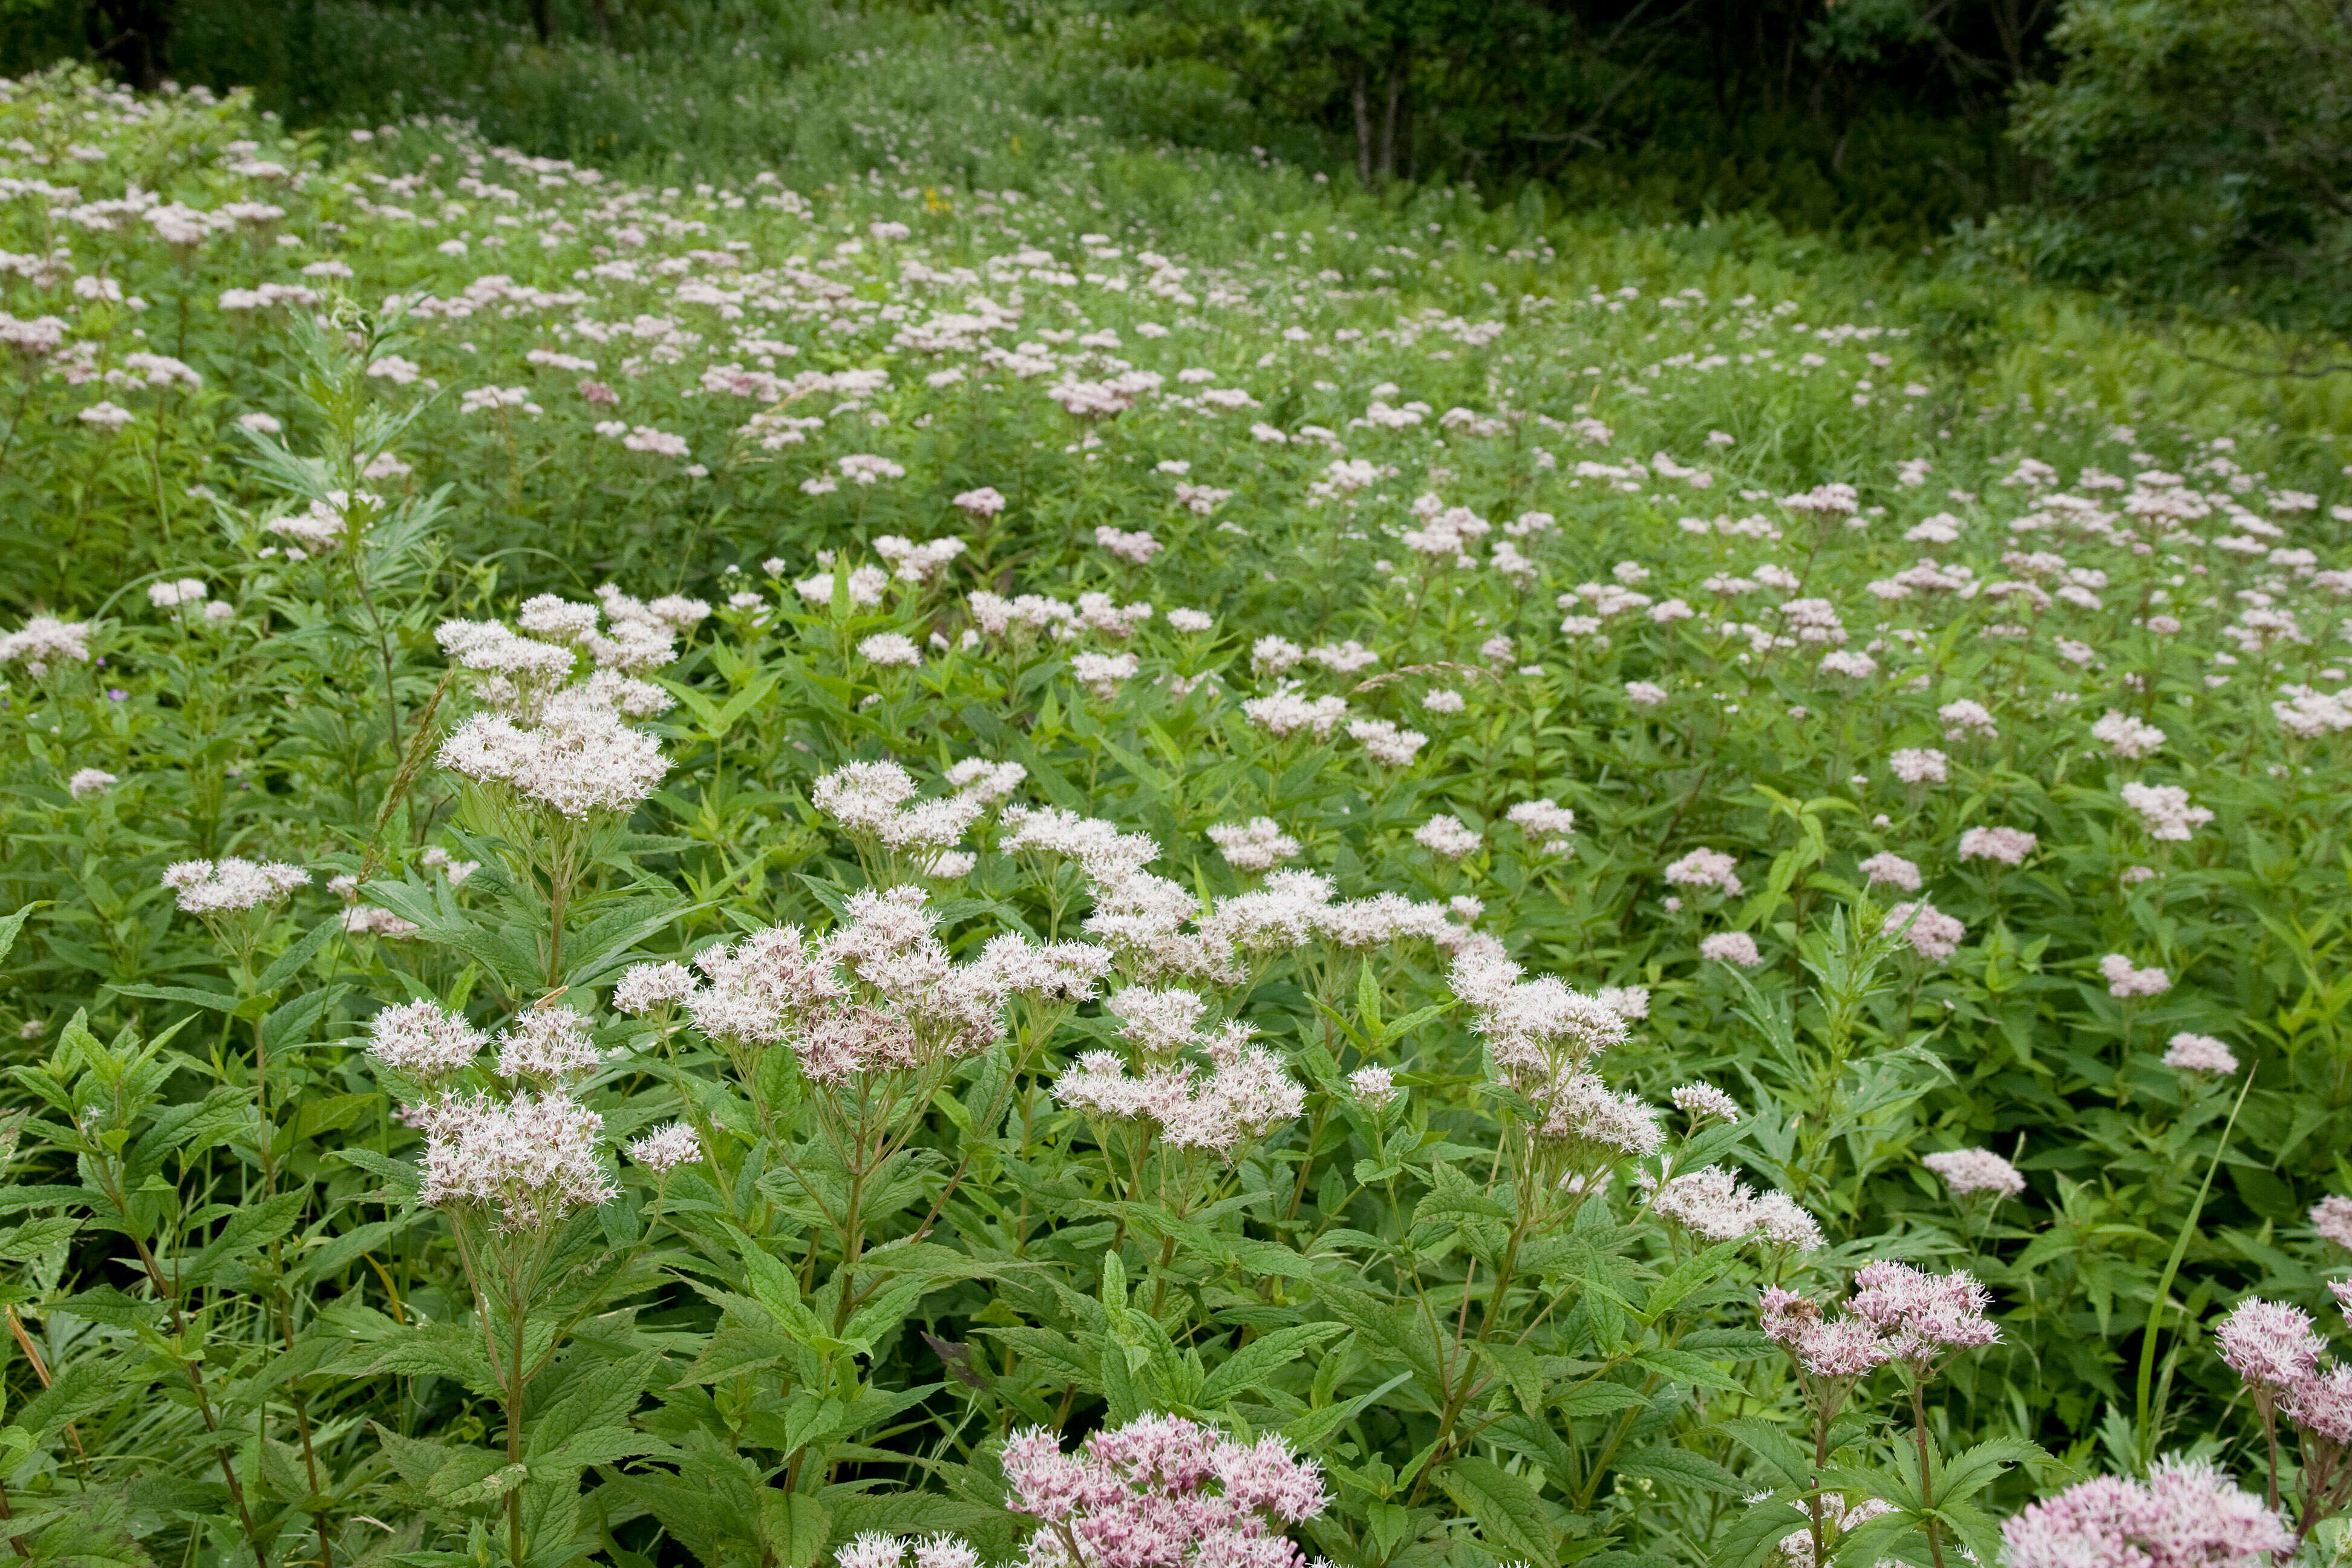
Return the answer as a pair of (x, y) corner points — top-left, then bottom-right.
(1647, 1165), (1822, 1250)
(2213, 1295), (2352, 1448)
(2002, 1459), (2290, 1568)
(414, 1089), (618, 1232)
(1000, 1414), (1327, 1568)
(1053, 990), (1307, 1159)
(2100, 954), (2171, 999)
(1922, 1147), (2025, 1199)
(2312, 1195), (2352, 1252)
(1760, 1261), (1999, 1379)
(1958, 826), (2037, 866)
(2121, 782), (2215, 841)
(622, 886), (1110, 1085)
(1449, 949), (1659, 1158)
(2163, 1033), (2238, 1074)
(1882, 900), (1965, 962)
(1664, 848), (1742, 895)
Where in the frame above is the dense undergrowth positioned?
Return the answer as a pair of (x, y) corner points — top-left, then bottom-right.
(0, 10), (2351, 1567)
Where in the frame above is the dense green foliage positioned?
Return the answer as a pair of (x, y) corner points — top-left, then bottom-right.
(2, 10), (2352, 1568)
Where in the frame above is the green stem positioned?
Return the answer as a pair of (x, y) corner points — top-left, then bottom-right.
(2134, 1066), (2255, 1461)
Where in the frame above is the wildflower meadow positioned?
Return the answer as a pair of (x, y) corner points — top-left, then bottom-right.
(3, 18), (2352, 1568)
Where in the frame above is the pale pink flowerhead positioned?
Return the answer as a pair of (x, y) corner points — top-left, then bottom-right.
(2002, 1459), (2290, 1568)
(1699, 931), (1763, 969)
(1922, 1148), (2024, 1200)
(2311, 1195), (2352, 1252)
(1958, 825), (2037, 866)
(2100, 953), (2171, 999)
(2215, 1298), (2324, 1397)
(2163, 1033), (2238, 1074)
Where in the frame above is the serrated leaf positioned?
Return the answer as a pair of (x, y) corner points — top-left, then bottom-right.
(365, 1323), (501, 1399)
(180, 1191), (305, 1288)
(1555, 1380), (1651, 1419)
(1198, 1323), (1348, 1408)
(1435, 1455), (1557, 1567)
(1475, 1339), (1548, 1415)
(1612, 1445), (1742, 1494)
(1708, 1492), (1811, 1568)
(1632, 1347), (1745, 1393)
(1643, 1237), (1748, 1321)
(105, 982), (241, 1013)
(1931, 1497), (2006, 1568)
(1719, 1417), (1814, 1489)
(1933, 1435), (2052, 1506)
(0, 903), (40, 969)
(254, 917), (339, 993)
(759, 1491), (831, 1568)
(1282, 1370), (1412, 1449)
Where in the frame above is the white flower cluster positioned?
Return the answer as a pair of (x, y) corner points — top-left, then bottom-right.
(1449, 949), (1658, 1160)
(160, 857), (309, 915)
(618, 886), (1109, 1086)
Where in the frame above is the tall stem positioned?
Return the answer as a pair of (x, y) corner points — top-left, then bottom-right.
(1910, 1380), (1945, 1568)
(508, 1269), (529, 1567)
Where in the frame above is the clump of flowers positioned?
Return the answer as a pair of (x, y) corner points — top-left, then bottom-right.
(2164, 1033), (2239, 1074)
(2101, 954), (2171, 999)
(1054, 985), (1306, 1165)
(1701, 930), (1763, 969)
(2121, 782), (2215, 842)
(1206, 818), (1300, 874)
(1883, 901), (1965, 962)
(1958, 826), (2037, 866)
(1665, 848), (1742, 896)
(437, 691), (668, 820)
(1449, 949), (1658, 1207)
(999, 1414), (1328, 1568)
(2002, 1460), (2291, 1568)
(1506, 798), (1576, 854)
(1761, 1263), (2001, 1568)
(1646, 1165), (1822, 1250)
(1922, 1147), (2025, 1201)
(161, 857), (309, 916)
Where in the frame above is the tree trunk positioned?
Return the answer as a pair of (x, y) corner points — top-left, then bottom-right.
(529, 0), (553, 44)
(1352, 62), (1374, 187)
(1379, 44), (1407, 184)
(87, 0), (173, 91)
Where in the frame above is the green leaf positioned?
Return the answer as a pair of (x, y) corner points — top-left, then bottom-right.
(1829, 1503), (1920, 1566)
(254, 916), (339, 993)
(1642, 1236), (1748, 1321)
(1435, 1455), (1558, 1567)
(1718, 1416), (1813, 1490)
(105, 982), (241, 1013)
(1100, 1250), (1128, 1316)
(0, 903), (42, 969)
(1475, 1339), (1549, 1415)
(0, 1214), (79, 1261)
(528, 1423), (661, 1474)
(758, 1491), (832, 1568)
(1198, 1323), (1348, 1408)
(1611, 1445), (1742, 1495)
(180, 1191), (305, 1288)
(1932, 1497), (2007, 1568)
(1707, 1493), (1808, 1568)
(1933, 1436), (2051, 1506)
(1281, 1370), (1412, 1449)
(709, 668), (785, 737)
(1632, 1347), (1746, 1394)
(526, 1350), (663, 1468)
(365, 1323), (502, 1399)
(1555, 1380), (1651, 1419)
